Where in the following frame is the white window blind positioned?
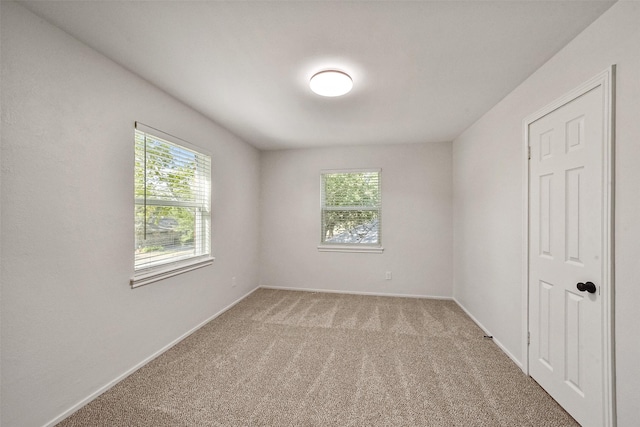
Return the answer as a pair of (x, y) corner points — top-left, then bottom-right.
(134, 123), (211, 273)
(320, 169), (381, 247)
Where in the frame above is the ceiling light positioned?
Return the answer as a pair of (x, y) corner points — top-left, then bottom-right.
(309, 70), (353, 97)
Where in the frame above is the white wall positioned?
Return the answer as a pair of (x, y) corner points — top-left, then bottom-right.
(452, 1), (640, 425)
(4, 0), (638, 425)
(260, 142), (452, 298)
(0, 3), (261, 426)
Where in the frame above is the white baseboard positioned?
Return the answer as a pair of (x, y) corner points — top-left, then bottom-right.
(44, 286), (520, 427)
(259, 285), (453, 300)
(44, 286), (260, 427)
(453, 297), (523, 369)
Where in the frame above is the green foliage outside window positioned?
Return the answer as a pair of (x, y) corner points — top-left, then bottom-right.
(321, 171), (381, 244)
(135, 129), (209, 269)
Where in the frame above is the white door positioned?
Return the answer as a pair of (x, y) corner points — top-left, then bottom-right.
(528, 72), (613, 427)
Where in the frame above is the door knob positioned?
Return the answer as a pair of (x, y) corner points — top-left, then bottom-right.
(577, 281), (596, 294)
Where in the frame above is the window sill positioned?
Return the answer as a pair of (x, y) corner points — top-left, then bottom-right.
(131, 256), (215, 288)
(317, 245), (384, 254)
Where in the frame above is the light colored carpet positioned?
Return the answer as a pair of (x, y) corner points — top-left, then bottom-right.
(58, 289), (578, 426)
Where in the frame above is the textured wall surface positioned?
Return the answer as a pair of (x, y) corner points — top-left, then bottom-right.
(1, 3), (260, 426)
(260, 142), (452, 298)
(452, 2), (640, 424)
(3, 0), (639, 426)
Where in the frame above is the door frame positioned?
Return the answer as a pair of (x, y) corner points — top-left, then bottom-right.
(521, 66), (616, 426)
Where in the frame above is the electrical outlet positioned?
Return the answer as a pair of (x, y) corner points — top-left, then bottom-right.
(385, 271), (392, 280)
(232, 276), (237, 287)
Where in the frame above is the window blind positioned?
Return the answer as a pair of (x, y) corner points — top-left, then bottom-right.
(320, 169), (381, 245)
(134, 122), (211, 271)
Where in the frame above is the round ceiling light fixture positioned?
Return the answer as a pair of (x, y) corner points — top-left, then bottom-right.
(309, 70), (353, 97)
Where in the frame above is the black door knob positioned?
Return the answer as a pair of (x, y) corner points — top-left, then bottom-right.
(577, 281), (596, 294)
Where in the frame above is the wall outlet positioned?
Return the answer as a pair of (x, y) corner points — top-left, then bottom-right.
(232, 276), (237, 287)
(385, 271), (392, 280)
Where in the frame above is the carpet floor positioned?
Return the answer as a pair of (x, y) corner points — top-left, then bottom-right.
(58, 289), (578, 426)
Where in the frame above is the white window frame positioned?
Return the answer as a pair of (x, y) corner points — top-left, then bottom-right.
(131, 122), (214, 287)
(318, 168), (383, 254)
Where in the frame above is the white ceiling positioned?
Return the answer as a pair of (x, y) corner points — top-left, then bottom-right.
(20, 0), (615, 150)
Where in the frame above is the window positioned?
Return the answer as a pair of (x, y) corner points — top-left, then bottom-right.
(319, 169), (382, 253)
(132, 122), (212, 287)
